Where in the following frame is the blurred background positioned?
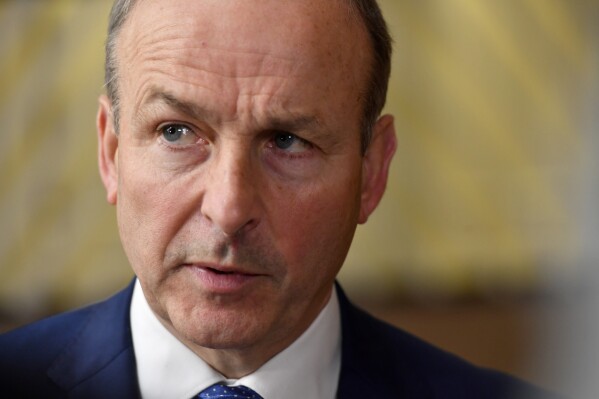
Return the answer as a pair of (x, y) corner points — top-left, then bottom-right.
(0, 0), (597, 396)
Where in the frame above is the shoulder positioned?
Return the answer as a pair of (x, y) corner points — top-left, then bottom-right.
(0, 281), (135, 396)
(0, 301), (98, 379)
(336, 284), (561, 399)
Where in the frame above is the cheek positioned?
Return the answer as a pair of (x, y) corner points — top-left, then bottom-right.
(273, 178), (361, 283)
(116, 149), (198, 274)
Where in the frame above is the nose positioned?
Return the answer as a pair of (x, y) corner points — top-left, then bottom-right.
(200, 146), (260, 236)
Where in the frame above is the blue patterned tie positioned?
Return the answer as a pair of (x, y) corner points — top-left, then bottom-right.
(197, 383), (263, 399)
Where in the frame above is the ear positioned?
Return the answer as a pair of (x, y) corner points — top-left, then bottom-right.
(358, 114), (397, 224)
(97, 95), (119, 205)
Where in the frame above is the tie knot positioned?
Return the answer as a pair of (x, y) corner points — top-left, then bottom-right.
(197, 383), (263, 399)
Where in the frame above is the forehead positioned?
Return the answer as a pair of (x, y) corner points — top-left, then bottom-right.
(122, 0), (362, 52)
(116, 0), (371, 127)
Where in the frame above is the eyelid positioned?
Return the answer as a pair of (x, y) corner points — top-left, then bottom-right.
(266, 131), (314, 159)
(156, 121), (194, 133)
(286, 133), (312, 148)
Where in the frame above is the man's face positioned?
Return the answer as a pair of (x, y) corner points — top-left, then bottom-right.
(98, 0), (395, 364)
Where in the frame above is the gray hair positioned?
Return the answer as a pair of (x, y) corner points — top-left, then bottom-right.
(104, 0), (392, 153)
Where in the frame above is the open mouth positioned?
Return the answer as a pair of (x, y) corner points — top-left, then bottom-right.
(206, 267), (237, 275)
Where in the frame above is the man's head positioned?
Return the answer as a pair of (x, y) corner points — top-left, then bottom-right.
(97, 0), (396, 377)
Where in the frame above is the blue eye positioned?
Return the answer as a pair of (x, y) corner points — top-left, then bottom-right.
(274, 133), (296, 149)
(269, 132), (313, 155)
(162, 125), (188, 142)
(159, 124), (201, 146)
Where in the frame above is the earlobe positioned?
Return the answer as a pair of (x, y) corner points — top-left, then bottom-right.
(358, 114), (397, 224)
(97, 95), (119, 205)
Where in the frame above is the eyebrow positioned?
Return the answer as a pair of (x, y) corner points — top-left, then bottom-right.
(265, 114), (325, 135)
(141, 87), (211, 122)
(139, 86), (328, 137)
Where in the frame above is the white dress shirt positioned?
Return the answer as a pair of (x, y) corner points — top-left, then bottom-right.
(130, 279), (341, 399)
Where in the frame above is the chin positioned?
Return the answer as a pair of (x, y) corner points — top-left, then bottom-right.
(167, 299), (271, 350)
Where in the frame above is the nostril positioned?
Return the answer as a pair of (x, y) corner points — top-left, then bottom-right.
(221, 218), (258, 239)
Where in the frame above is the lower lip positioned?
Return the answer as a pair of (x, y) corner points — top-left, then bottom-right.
(186, 266), (260, 293)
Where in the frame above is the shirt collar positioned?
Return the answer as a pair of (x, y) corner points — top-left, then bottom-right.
(130, 279), (341, 399)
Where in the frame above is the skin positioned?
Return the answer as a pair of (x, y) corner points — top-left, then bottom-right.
(97, 0), (396, 378)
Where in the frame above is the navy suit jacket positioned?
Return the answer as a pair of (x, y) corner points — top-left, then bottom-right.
(0, 280), (557, 398)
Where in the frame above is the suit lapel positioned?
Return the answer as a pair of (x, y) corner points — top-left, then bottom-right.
(47, 280), (141, 398)
(336, 283), (433, 399)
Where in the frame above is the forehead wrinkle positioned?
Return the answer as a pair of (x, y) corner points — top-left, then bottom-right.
(120, 0), (368, 89)
(124, 45), (300, 122)
(134, 86), (327, 137)
(140, 86), (212, 123)
(118, 2), (305, 95)
(131, 42), (298, 81)
(120, 7), (299, 81)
